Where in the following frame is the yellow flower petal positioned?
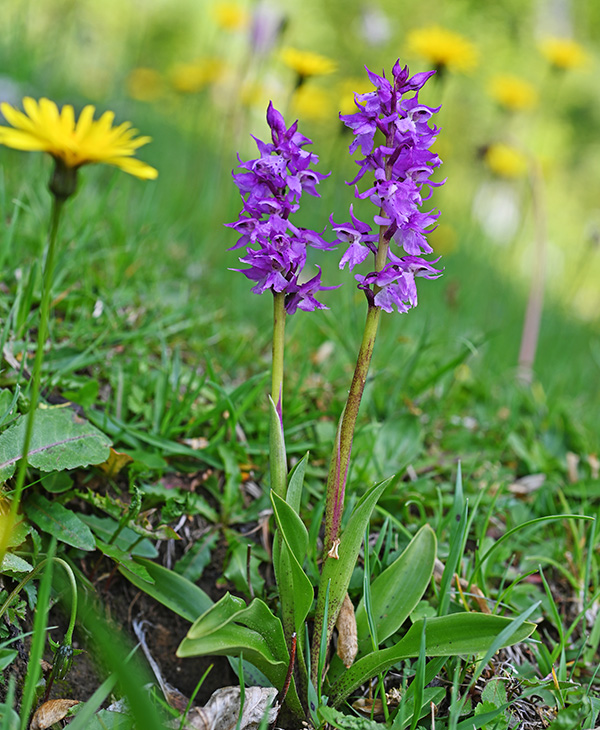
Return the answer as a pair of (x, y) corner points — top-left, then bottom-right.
(23, 97), (43, 126)
(75, 105), (95, 138)
(1, 102), (37, 133)
(39, 98), (60, 125)
(0, 128), (49, 151)
(60, 104), (75, 137)
(104, 156), (159, 179)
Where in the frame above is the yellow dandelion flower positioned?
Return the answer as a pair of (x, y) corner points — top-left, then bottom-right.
(281, 48), (337, 80)
(539, 37), (588, 70)
(406, 26), (478, 73)
(292, 85), (333, 120)
(170, 59), (223, 94)
(0, 98), (158, 187)
(484, 143), (529, 178)
(213, 2), (248, 31)
(126, 67), (164, 102)
(489, 74), (538, 111)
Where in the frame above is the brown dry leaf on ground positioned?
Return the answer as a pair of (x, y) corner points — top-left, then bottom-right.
(30, 699), (80, 729)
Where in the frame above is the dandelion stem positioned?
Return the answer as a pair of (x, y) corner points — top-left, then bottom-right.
(0, 196), (65, 565)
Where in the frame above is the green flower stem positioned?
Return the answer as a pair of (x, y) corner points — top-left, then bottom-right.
(0, 556), (78, 643)
(0, 196), (65, 565)
(271, 291), (286, 411)
(270, 291), (287, 498)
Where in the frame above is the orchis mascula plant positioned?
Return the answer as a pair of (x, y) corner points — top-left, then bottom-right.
(178, 62), (535, 726)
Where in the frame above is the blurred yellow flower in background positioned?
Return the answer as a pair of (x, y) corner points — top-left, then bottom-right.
(406, 26), (478, 73)
(213, 2), (248, 31)
(281, 48), (337, 81)
(489, 74), (538, 111)
(0, 97), (158, 180)
(291, 85), (333, 120)
(126, 67), (164, 102)
(170, 59), (224, 94)
(429, 223), (458, 255)
(484, 143), (529, 178)
(539, 37), (588, 70)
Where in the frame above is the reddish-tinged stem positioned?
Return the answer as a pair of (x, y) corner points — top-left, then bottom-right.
(278, 632), (297, 706)
(323, 303), (381, 551)
(322, 143), (392, 553)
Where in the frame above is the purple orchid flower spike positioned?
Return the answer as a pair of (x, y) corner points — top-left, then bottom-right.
(340, 61), (445, 313)
(227, 102), (335, 314)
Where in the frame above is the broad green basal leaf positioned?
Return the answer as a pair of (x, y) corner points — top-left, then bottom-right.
(355, 524), (436, 653)
(329, 612), (536, 707)
(177, 596), (303, 715)
(271, 491), (313, 634)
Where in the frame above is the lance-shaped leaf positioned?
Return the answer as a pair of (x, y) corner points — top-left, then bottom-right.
(0, 407), (111, 482)
(95, 539), (153, 583)
(328, 612), (536, 707)
(271, 491), (313, 635)
(268, 395), (287, 499)
(178, 595), (303, 716)
(185, 593), (246, 638)
(271, 453), (309, 660)
(355, 524), (436, 654)
(312, 477), (393, 677)
(120, 558), (213, 621)
(286, 451), (308, 515)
